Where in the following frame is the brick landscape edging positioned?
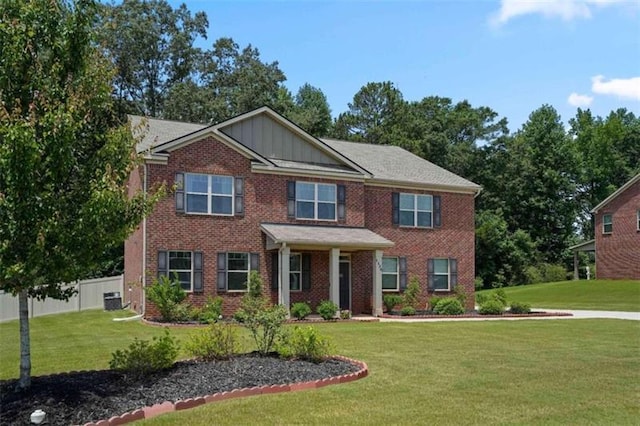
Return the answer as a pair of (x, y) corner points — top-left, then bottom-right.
(141, 317), (380, 328)
(82, 356), (368, 426)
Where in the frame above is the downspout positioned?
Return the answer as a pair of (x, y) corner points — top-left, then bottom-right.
(141, 162), (148, 316)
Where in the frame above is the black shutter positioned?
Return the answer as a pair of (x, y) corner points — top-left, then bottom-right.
(193, 251), (203, 292)
(427, 259), (435, 291)
(302, 253), (311, 291)
(234, 177), (244, 216)
(175, 173), (185, 213)
(287, 181), (296, 218)
(392, 192), (400, 225)
(399, 256), (407, 291)
(217, 252), (227, 292)
(157, 251), (168, 279)
(271, 252), (279, 291)
(449, 258), (458, 290)
(433, 195), (441, 228)
(337, 184), (346, 221)
(250, 253), (260, 272)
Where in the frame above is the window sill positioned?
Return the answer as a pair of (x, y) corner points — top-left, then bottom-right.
(398, 225), (434, 230)
(382, 289), (400, 292)
(183, 212), (235, 217)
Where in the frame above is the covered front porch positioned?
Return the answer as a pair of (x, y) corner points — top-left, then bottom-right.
(261, 223), (394, 316)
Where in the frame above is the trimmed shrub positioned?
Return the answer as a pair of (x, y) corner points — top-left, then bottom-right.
(403, 276), (421, 309)
(290, 302), (312, 320)
(185, 323), (239, 360)
(383, 294), (403, 313)
(509, 301), (531, 314)
(433, 297), (464, 315)
(199, 296), (223, 323)
(317, 300), (339, 320)
(400, 306), (416, 316)
(475, 292), (489, 306)
(493, 288), (508, 307)
(245, 304), (288, 355)
(109, 329), (179, 377)
(479, 300), (504, 315)
(277, 326), (333, 362)
(146, 275), (186, 322)
(428, 296), (444, 311)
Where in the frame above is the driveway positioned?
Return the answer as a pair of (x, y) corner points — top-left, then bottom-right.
(374, 309), (640, 322)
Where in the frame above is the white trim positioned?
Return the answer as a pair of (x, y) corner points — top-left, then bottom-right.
(295, 182), (337, 222)
(289, 253), (303, 292)
(251, 163), (365, 181)
(226, 252), (251, 292)
(184, 173), (234, 216)
(365, 179), (480, 195)
(381, 256), (400, 292)
(602, 213), (613, 235)
(167, 250), (194, 293)
(432, 258), (452, 292)
(399, 193), (433, 228)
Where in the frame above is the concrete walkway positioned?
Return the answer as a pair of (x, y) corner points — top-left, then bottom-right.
(370, 309), (640, 322)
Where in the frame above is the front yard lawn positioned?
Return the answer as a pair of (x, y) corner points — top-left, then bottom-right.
(477, 279), (640, 312)
(1, 310), (638, 425)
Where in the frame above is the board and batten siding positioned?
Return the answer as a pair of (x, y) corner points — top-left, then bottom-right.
(220, 114), (340, 165)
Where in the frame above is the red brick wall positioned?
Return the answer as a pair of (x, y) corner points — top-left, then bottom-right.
(595, 180), (640, 280)
(127, 134), (477, 317)
(364, 185), (476, 311)
(124, 166), (144, 313)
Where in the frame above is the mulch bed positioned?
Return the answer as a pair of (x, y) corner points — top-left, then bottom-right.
(0, 354), (360, 426)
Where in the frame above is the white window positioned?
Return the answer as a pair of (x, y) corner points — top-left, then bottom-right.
(290, 254), (302, 291)
(169, 251), (193, 291)
(227, 253), (249, 291)
(382, 257), (399, 291)
(432, 259), (451, 291)
(296, 182), (336, 221)
(399, 193), (432, 227)
(602, 214), (612, 234)
(185, 173), (233, 215)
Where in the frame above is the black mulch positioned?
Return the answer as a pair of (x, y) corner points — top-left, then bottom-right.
(0, 354), (360, 425)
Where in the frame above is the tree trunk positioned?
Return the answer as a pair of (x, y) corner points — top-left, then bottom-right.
(17, 289), (31, 390)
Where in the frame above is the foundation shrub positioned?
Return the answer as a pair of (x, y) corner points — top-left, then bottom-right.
(479, 300), (505, 315)
(290, 302), (312, 320)
(509, 301), (531, 314)
(317, 300), (339, 320)
(383, 294), (403, 313)
(433, 298), (464, 315)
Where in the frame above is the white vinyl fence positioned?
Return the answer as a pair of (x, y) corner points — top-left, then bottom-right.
(0, 275), (124, 322)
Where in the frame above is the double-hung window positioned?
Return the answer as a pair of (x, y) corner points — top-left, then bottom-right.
(185, 173), (234, 215)
(290, 254), (302, 291)
(399, 193), (432, 227)
(382, 257), (399, 291)
(227, 253), (250, 291)
(428, 258), (457, 292)
(602, 214), (612, 234)
(158, 250), (203, 292)
(295, 182), (336, 221)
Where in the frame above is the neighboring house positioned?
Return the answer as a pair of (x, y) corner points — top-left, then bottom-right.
(591, 173), (640, 280)
(124, 107), (481, 318)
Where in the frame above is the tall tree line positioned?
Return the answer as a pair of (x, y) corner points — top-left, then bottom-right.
(96, 0), (639, 287)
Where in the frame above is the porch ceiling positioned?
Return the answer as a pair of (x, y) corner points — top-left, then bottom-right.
(260, 223), (394, 250)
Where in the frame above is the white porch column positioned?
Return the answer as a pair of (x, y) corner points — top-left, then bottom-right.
(329, 248), (340, 307)
(279, 245), (291, 313)
(373, 250), (383, 317)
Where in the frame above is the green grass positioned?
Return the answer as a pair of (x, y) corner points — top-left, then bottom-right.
(478, 279), (640, 312)
(1, 310), (639, 425)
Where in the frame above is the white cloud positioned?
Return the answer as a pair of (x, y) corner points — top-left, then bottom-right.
(591, 75), (640, 100)
(490, 0), (629, 26)
(567, 92), (594, 107)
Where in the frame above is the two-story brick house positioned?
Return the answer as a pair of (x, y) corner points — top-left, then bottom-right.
(591, 173), (640, 280)
(124, 107), (481, 318)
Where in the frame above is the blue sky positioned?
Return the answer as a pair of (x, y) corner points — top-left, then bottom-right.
(169, 0), (640, 131)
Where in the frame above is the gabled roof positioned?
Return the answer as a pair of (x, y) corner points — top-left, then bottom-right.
(261, 223), (394, 250)
(130, 107), (481, 193)
(322, 138), (481, 193)
(591, 173), (640, 213)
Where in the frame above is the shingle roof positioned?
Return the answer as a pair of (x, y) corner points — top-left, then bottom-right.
(591, 172), (640, 213)
(129, 115), (206, 153)
(260, 223), (394, 249)
(130, 111), (481, 192)
(321, 138), (480, 191)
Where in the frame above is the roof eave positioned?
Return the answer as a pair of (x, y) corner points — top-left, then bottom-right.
(366, 178), (482, 195)
(591, 173), (640, 213)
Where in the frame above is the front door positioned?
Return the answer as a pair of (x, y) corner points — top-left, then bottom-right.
(339, 261), (351, 310)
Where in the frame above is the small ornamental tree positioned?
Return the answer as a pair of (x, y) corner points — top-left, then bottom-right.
(0, 0), (160, 389)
